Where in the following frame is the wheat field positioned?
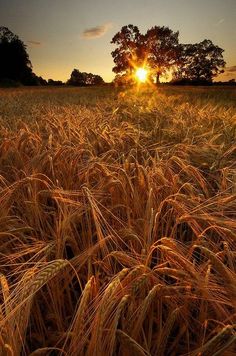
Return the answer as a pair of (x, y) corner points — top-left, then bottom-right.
(0, 85), (236, 355)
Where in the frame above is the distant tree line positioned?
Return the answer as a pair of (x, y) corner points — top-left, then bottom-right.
(111, 25), (227, 85)
(0, 27), (104, 87)
(67, 69), (104, 86)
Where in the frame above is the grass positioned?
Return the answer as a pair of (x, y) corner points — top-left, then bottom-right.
(0, 85), (236, 355)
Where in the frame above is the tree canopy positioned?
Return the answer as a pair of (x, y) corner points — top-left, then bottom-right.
(111, 25), (145, 75)
(0, 26), (37, 85)
(145, 26), (180, 83)
(111, 24), (225, 84)
(173, 40), (226, 83)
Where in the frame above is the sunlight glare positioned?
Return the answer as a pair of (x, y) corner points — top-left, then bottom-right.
(135, 68), (148, 83)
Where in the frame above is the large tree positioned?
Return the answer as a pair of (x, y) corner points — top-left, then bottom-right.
(173, 40), (226, 83)
(144, 26), (180, 83)
(0, 26), (36, 85)
(111, 25), (145, 76)
(111, 25), (181, 83)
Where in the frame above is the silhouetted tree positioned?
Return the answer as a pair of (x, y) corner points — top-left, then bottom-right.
(145, 26), (180, 83)
(67, 69), (86, 86)
(47, 79), (64, 86)
(111, 25), (145, 76)
(0, 26), (36, 85)
(48, 79), (64, 86)
(37, 76), (48, 86)
(173, 40), (225, 84)
(111, 25), (180, 84)
(92, 74), (104, 85)
(67, 69), (104, 86)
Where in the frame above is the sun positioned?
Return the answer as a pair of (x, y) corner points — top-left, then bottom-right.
(135, 68), (148, 83)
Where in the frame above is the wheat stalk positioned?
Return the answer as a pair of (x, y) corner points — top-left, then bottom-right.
(195, 245), (236, 301)
(117, 329), (151, 356)
(190, 325), (236, 356)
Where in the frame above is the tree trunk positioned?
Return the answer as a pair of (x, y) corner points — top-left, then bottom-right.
(156, 72), (160, 85)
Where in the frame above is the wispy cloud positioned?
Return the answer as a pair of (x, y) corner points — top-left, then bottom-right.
(222, 66), (236, 78)
(27, 40), (42, 47)
(82, 23), (112, 39)
(226, 65), (236, 73)
(215, 18), (225, 26)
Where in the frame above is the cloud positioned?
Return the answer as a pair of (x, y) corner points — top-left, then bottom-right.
(226, 66), (236, 73)
(221, 66), (236, 78)
(215, 18), (225, 26)
(27, 40), (42, 47)
(82, 23), (112, 39)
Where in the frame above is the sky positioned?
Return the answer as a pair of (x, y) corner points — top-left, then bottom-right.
(0, 0), (235, 82)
